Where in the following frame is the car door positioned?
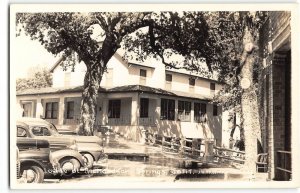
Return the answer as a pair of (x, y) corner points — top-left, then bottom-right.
(30, 126), (72, 151)
(16, 127), (32, 151)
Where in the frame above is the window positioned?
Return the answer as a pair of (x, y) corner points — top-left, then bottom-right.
(140, 69), (147, 77)
(17, 127), (27, 137)
(140, 69), (147, 85)
(210, 83), (216, 93)
(140, 98), (149, 118)
(66, 101), (74, 119)
(213, 105), (218, 116)
(189, 77), (195, 86)
(160, 99), (175, 120)
(165, 74), (172, 90)
(108, 100), (121, 118)
(178, 101), (191, 121)
(194, 103), (207, 122)
(166, 74), (172, 82)
(45, 102), (58, 119)
(31, 127), (51, 136)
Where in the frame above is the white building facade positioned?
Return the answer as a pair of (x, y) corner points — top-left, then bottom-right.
(17, 53), (224, 145)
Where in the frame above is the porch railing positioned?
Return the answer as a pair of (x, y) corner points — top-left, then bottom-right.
(144, 133), (207, 160)
(213, 146), (245, 164)
(108, 115), (131, 126)
(276, 150), (292, 180)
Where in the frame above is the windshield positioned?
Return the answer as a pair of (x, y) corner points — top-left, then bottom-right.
(30, 124), (60, 137)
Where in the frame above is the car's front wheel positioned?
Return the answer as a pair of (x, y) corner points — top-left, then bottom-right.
(21, 165), (44, 183)
(83, 154), (94, 169)
(59, 158), (80, 176)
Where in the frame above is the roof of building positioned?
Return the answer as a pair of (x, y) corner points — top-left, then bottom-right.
(107, 85), (175, 95)
(128, 62), (155, 69)
(49, 51), (222, 83)
(17, 85), (212, 101)
(16, 86), (106, 96)
(165, 69), (221, 84)
(49, 56), (65, 73)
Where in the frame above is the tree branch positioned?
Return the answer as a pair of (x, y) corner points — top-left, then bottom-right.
(95, 14), (109, 32)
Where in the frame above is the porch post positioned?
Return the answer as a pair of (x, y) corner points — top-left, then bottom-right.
(101, 98), (108, 125)
(16, 99), (23, 118)
(36, 97), (43, 119)
(58, 96), (65, 125)
(131, 93), (139, 126)
(191, 102), (194, 123)
(155, 98), (161, 124)
(175, 99), (178, 121)
(131, 93), (140, 142)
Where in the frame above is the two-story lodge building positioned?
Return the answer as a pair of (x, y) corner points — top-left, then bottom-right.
(16, 52), (224, 145)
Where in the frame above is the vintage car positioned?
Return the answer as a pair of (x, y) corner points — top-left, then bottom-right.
(16, 138), (85, 182)
(17, 118), (107, 169)
(16, 139), (50, 183)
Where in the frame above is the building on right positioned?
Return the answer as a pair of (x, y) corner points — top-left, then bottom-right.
(259, 11), (291, 181)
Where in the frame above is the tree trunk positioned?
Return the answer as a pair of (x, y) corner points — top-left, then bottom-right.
(230, 112), (237, 138)
(240, 27), (261, 174)
(78, 61), (104, 136)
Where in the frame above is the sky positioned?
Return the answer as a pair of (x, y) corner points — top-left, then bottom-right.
(13, 33), (60, 79)
(13, 23), (107, 79)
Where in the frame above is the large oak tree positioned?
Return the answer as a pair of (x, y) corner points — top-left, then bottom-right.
(16, 12), (215, 135)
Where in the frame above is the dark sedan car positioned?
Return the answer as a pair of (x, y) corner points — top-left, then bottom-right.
(17, 137), (88, 182)
(17, 118), (107, 169)
(17, 138), (52, 183)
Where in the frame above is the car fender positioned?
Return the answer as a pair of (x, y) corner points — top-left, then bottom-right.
(77, 143), (103, 160)
(19, 159), (49, 173)
(50, 149), (85, 167)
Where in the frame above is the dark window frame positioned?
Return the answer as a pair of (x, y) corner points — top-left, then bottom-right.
(140, 69), (147, 77)
(178, 100), (191, 122)
(140, 98), (149, 118)
(194, 102), (207, 122)
(66, 101), (75, 119)
(160, 98), (175, 120)
(108, 100), (121, 118)
(45, 102), (58, 119)
(189, 77), (196, 86)
(166, 74), (172, 82)
(213, 105), (218, 116)
(210, 82), (216, 93)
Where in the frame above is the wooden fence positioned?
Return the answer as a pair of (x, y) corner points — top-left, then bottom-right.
(213, 146), (245, 163)
(144, 133), (209, 161)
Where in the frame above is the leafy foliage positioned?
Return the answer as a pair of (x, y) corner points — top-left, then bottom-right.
(209, 12), (268, 112)
(16, 67), (52, 91)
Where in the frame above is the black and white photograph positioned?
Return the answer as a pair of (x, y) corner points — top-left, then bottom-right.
(9, 4), (299, 189)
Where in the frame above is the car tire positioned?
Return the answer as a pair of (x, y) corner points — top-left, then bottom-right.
(83, 153), (94, 169)
(59, 158), (80, 176)
(21, 165), (44, 183)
